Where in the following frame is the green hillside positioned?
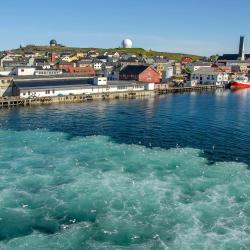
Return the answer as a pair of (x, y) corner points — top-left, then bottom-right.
(11, 45), (202, 61)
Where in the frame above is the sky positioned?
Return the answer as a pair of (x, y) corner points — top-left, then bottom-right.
(1, 0), (250, 56)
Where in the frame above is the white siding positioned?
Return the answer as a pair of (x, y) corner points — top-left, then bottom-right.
(19, 84), (147, 98)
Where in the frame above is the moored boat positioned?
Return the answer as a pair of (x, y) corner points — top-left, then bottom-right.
(231, 76), (250, 89)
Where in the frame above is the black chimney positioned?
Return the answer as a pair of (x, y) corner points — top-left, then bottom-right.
(239, 36), (245, 61)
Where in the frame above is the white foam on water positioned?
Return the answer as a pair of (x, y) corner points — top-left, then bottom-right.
(0, 129), (250, 249)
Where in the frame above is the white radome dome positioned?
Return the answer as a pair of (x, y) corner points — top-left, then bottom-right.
(122, 39), (133, 48)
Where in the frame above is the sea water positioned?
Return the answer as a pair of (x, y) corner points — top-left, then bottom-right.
(0, 90), (250, 249)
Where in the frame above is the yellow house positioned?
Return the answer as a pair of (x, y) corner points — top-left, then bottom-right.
(156, 64), (165, 78)
(76, 52), (87, 58)
(61, 55), (78, 62)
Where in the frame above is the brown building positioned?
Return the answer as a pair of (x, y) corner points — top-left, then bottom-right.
(119, 65), (161, 83)
(154, 83), (169, 90)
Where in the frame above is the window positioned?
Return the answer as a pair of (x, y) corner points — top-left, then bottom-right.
(28, 91), (30, 95)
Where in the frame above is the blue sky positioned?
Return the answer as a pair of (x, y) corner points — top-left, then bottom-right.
(1, 0), (250, 56)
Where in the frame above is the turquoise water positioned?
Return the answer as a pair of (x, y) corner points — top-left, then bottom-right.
(0, 129), (250, 249)
(1, 90), (250, 249)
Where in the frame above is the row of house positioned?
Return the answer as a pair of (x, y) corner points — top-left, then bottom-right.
(0, 47), (185, 83)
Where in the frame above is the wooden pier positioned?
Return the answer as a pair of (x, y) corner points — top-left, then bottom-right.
(0, 90), (155, 108)
(0, 85), (221, 109)
(157, 84), (219, 94)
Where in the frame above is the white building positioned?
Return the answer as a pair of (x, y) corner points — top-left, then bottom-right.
(12, 67), (36, 76)
(93, 77), (107, 85)
(190, 67), (229, 86)
(162, 66), (174, 80)
(92, 61), (103, 70)
(35, 69), (63, 76)
(11, 67), (62, 76)
(0, 76), (14, 96)
(186, 62), (212, 72)
(0, 55), (14, 67)
(14, 78), (154, 98)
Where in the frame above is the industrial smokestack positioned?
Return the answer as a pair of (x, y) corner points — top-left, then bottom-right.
(239, 36), (245, 61)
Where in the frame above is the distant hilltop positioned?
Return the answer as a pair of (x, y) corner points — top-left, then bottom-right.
(7, 44), (202, 62)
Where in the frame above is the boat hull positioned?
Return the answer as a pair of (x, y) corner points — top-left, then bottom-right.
(231, 81), (250, 89)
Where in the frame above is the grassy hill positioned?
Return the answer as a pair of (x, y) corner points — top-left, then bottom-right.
(11, 45), (202, 61)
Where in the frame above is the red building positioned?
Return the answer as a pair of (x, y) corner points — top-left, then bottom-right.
(181, 57), (193, 64)
(73, 66), (96, 75)
(58, 63), (74, 73)
(51, 52), (57, 63)
(119, 65), (161, 83)
(57, 63), (96, 76)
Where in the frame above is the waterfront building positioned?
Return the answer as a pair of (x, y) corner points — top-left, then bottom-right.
(154, 82), (169, 90)
(13, 77), (154, 98)
(0, 76), (14, 96)
(190, 67), (229, 86)
(12, 67), (36, 76)
(119, 65), (161, 83)
(34, 69), (63, 76)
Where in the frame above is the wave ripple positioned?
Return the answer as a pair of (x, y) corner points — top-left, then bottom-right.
(0, 129), (250, 249)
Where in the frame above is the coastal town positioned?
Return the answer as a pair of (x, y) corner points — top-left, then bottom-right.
(0, 36), (249, 107)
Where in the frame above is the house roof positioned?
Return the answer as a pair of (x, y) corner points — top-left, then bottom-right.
(192, 67), (226, 75)
(119, 65), (149, 75)
(218, 54), (250, 60)
(218, 54), (239, 61)
(14, 78), (93, 89)
(188, 62), (211, 66)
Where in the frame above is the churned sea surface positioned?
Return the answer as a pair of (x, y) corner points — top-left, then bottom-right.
(0, 89), (250, 249)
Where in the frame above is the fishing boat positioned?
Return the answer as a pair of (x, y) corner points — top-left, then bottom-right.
(231, 76), (250, 89)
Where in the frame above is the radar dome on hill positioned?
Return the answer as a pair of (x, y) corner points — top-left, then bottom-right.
(122, 39), (133, 48)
